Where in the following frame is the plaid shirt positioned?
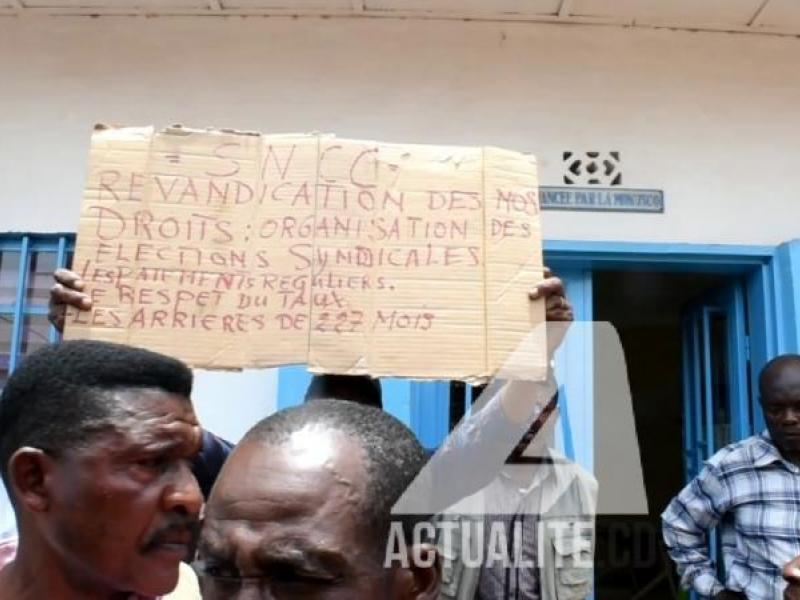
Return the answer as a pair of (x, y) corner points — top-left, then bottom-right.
(662, 432), (800, 600)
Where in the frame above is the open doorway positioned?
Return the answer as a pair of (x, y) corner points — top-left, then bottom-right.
(592, 270), (741, 599)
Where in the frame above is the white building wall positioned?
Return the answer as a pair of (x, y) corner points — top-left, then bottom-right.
(192, 368), (277, 443)
(0, 17), (798, 245)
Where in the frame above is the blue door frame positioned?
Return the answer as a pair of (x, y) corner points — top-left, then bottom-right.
(276, 239), (800, 466)
(685, 283), (752, 466)
(548, 239), (800, 455)
(680, 281), (752, 591)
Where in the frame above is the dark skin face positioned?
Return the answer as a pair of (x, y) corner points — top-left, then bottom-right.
(198, 426), (439, 600)
(3, 389), (203, 599)
(761, 360), (800, 465)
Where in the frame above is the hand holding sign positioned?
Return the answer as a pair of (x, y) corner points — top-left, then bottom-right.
(51, 267), (571, 336)
(48, 268), (92, 331)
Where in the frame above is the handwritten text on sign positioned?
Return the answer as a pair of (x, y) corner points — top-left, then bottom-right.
(65, 126), (546, 381)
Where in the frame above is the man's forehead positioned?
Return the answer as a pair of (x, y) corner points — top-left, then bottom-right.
(113, 387), (193, 411)
(200, 523), (353, 578)
(208, 429), (366, 520)
(103, 388), (199, 446)
(114, 386), (192, 414)
(209, 474), (327, 522)
(201, 489), (360, 569)
(765, 365), (800, 399)
(202, 521), (343, 556)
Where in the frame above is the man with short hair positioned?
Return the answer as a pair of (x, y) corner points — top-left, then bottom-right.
(196, 398), (441, 599)
(663, 354), (800, 600)
(0, 340), (203, 600)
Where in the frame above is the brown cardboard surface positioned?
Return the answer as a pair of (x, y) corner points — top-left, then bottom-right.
(65, 125), (546, 381)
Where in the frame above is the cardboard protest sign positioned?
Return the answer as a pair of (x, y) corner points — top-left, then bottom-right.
(65, 125), (546, 381)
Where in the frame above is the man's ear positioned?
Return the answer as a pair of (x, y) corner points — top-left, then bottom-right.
(403, 543), (441, 600)
(7, 447), (55, 513)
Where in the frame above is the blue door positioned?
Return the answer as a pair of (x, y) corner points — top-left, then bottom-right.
(680, 280), (752, 589)
(681, 280), (751, 480)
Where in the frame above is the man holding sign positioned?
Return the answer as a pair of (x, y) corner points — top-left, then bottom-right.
(11, 125), (580, 600)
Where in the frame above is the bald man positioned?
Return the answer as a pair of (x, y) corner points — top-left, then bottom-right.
(663, 355), (800, 600)
(195, 399), (439, 599)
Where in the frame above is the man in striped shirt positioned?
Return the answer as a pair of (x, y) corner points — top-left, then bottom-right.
(662, 354), (800, 600)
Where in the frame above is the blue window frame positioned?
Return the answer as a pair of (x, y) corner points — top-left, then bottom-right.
(0, 234), (75, 388)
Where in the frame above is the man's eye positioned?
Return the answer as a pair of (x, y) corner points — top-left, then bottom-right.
(204, 564), (240, 579)
(272, 568), (337, 587)
(135, 456), (168, 471)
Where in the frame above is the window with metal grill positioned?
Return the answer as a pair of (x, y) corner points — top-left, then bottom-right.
(0, 234), (75, 388)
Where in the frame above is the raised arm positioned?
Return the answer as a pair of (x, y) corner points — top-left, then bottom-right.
(396, 268), (573, 514)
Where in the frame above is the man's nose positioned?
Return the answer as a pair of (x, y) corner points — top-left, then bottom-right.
(232, 584), (275, 600)
(163, 460), (203, 517)
(784, 408), (800, 425)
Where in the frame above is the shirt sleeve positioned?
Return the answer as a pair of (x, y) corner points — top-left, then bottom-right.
(661, 462), (732, 598)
